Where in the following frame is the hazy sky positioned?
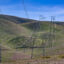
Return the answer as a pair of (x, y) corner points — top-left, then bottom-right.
(0, 0), (64, 21)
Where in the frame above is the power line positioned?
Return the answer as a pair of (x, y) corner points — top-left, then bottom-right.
(0, 9), (2, 63)
(22, 0), (29, 18)
(39, 15), (46, 21)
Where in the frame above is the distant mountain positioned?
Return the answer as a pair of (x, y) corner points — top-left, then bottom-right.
(55, 22), (64, 25)
(0, 14), (36, 24)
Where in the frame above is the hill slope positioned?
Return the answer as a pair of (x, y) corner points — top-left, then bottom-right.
(0, 15), (32, 48)
(0, 14), (36, 24)
(0, 14), (64, 56)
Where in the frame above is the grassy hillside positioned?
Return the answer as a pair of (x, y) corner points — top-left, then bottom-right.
(0, 14), (64, 58)
(0, 14), (36, 24)
(10, 21), (64, 50)
(0, 15), (32, 49)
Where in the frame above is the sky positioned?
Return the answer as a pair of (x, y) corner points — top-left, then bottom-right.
(0, 0), (64, 21)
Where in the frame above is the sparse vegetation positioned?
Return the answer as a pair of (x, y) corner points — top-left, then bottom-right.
(58, 55), (64, 59)
(0, 15), (64, 64)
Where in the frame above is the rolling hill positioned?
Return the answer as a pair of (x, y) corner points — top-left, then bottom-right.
(0, 14), (36, 24)
(0, 14), (64, 57)
(0, 14), (32, 49)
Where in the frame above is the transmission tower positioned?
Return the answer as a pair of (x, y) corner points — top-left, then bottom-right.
(31, 19), (41, 59)
(31, 22), (38, 59)
(39, 15), (46, 57)
(0, 9), (2, 63)
(48, 16), (55, 48)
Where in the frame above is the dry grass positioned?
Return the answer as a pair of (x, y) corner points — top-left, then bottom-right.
(1, 58), (64, 64)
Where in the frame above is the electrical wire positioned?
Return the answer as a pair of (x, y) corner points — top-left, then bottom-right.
(22, 0), (29, 18)
(0, 9), (2, 63)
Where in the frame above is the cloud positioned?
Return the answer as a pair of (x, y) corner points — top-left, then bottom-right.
(27, 6), (64, 21)
(0, 4), (64, 21)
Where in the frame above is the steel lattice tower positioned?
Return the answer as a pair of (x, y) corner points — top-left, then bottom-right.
(31, 20), (40, 59)
(48, 16), (55, 48)
(0, 9), (2, 63)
